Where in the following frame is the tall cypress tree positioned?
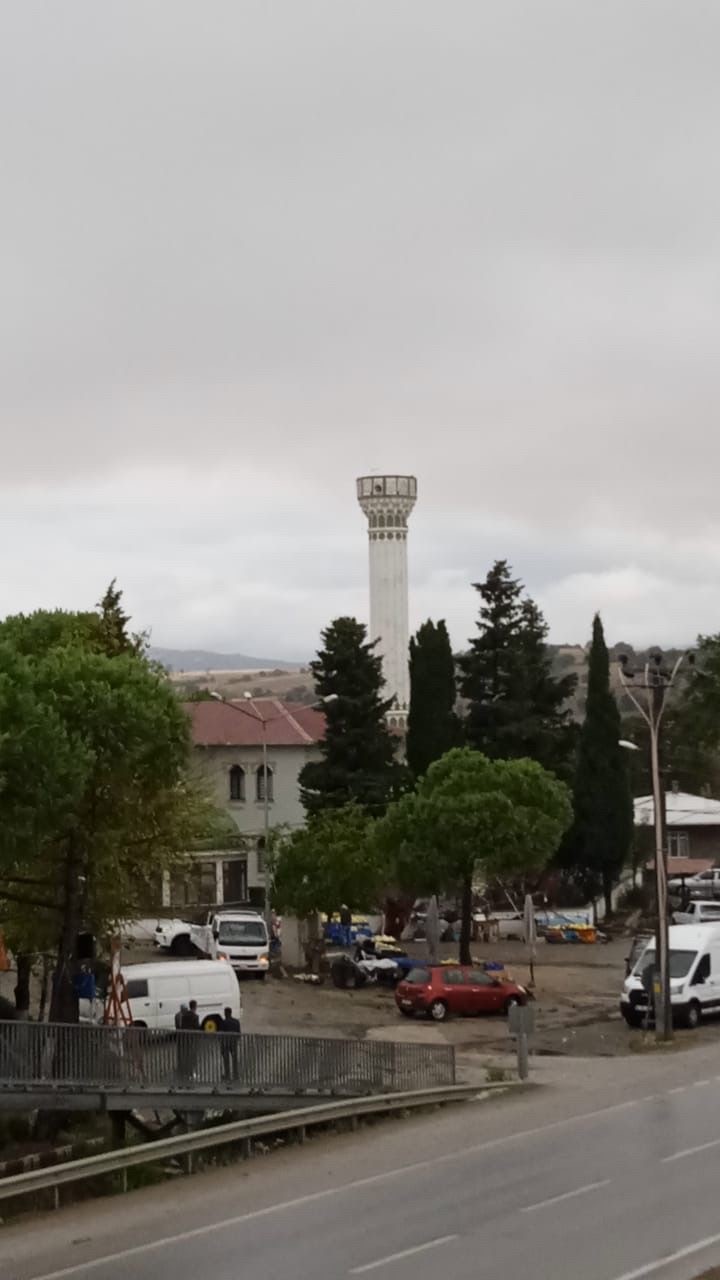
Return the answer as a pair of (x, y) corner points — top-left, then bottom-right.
(458, 560), (576, 775)
(563, 614), (633, 914)
(299, 617), (402, 816)
(406, 619), (459, 779)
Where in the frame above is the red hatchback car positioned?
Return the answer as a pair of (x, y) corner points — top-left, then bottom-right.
(395, 964), (528, 1021)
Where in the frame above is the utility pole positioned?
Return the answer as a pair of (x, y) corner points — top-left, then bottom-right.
(617, 651), (691, 1041)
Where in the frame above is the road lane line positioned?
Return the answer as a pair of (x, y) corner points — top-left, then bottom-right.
(609, 1229), (720, 1279)
(23, 1090), (684, 1280)
(349, 1235), (458, 1274)
(661, 1134), (720, 1163)
(521, 1179), (610, 1213)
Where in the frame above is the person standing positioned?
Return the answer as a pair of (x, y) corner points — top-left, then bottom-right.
(220, 1006), (241, 1083)
(339, 904), (352, 948)
(179, 1000), (199, 1083)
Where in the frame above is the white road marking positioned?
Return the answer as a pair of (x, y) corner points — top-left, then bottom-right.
(609, 1229), (720, 1279)
(23, 1088), (685, 1280)
(667, 1086), (687, 1095)
(349, 1235), (458, 1274)
(692, 1078), (710, 1087)
(662, 1134), (720, 1163)
(521, 1179), (610, 1213)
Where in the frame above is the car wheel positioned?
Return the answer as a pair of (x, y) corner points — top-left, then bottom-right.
(685, 1001), (701, 1030)
(622, 1010), (644, 1029)
(503, 997), (521, 1016)
(428, 999), (448, 1022)
(399, 1007), (413, 1018)
(255, 972), (267, 982)
(202, 1014), (221, 1033)
(131, 1020), (147, 1029)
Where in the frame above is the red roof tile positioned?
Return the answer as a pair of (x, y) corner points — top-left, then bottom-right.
(186, 699), (325, 748)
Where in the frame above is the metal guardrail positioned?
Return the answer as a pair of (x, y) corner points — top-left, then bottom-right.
(0, 1020), (455, 1098)
(0, 1084), (488, 1207)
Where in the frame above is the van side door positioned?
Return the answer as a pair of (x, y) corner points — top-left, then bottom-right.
(689, 952), (712, 1011)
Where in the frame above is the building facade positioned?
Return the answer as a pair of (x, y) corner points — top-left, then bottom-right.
(636, 789), (720, 875)
(169, 699), (324, 910)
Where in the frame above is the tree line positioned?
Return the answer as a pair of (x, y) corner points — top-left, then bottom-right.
(276, 559), (720, 953)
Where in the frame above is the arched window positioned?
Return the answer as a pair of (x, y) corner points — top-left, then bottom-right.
(377, 513), (385, 528)
(229, 765), (245, 802)
(256, 764), (274, 803)
(257, 836), (266, 875)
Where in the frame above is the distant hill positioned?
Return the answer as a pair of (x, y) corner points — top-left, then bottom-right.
(150, 647), (303, 673)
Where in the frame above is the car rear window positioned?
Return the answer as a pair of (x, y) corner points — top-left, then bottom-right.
(405, 967), (431, 984)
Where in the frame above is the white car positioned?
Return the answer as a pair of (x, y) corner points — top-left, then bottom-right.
(672, 899), (720, 926)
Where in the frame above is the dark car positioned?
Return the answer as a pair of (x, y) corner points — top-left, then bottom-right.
(395, 964), (528, 1022)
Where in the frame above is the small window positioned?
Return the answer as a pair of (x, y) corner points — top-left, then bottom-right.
(229, 765), (245, 802)
(256, 765), (274, 803)
(442, 970), (466, 986)
(668, 831), (690, 858)
(125, 979), (148, 999)
(257, 836), (265, 875)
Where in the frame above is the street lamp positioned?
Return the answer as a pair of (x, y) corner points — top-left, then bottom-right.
(209, 691), (336, 941)
(617, 651), (692, 1040)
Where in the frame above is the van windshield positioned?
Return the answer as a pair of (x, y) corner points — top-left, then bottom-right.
(636, 950), (696, 980)
(218, 920), (267, 945)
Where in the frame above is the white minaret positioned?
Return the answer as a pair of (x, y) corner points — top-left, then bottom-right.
(356, 474), (417, 726)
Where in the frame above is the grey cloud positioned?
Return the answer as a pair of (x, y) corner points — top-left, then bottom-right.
(2, 2), (720, 649)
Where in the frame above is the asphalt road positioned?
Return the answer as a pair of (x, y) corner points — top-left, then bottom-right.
(7, 1046), (720, 1280)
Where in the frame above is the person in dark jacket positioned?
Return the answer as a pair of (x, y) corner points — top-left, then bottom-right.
(339, 904), (352, 948)
(220, 1006), (241, 1082)
(177, 1000), (199, 1083)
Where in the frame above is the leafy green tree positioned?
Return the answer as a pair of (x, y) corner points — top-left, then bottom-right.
(458, 561), (577, 778)
(561, 615), (633, 915)
(97, 579), (143, 656)
(375, 747), (572, 963)
(406, 619), (460, 779)
(0, 604), (208, 1022)
(273, 805), (382, 917)
(299, 617), (404, 816)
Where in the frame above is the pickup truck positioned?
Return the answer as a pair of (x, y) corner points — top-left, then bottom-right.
(155, 910), (270, 977)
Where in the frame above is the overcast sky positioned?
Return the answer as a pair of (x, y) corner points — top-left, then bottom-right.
(2, 2), (719, 661)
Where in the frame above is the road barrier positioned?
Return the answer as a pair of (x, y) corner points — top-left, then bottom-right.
(0, 1084), (489, 1209)
(0, 1019), (455, 1099)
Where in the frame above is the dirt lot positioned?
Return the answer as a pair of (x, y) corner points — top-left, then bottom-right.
(7, 934), (720, 1064)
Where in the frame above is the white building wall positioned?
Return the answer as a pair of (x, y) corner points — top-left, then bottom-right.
(193, 742), (322, 890)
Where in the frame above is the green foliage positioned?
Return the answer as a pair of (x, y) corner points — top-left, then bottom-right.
(560, 615), (633, 911)
(458, 561), (577, 778)
(273, 806), (382, 916)
(0, 587), (208, 1017)
(375, 747), (571, 961)
(406, 619), (460, 779)
(299, 617), (405, 816)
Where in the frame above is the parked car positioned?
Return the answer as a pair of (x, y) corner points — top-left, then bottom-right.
(620, 923), (720, 1029)
(668, 869), (720, 900)
(672, 899), (720, 926)
(395, 964), (528, 1021)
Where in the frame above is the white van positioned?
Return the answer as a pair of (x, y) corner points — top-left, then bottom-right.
(122, 960), (241, 1031)
(621, 924), (720, 1029)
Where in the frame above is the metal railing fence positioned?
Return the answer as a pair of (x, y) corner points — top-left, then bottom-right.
(0, 1020), (455, 1097)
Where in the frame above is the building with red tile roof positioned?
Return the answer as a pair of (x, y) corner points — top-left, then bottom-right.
(164, 700), (325, 912)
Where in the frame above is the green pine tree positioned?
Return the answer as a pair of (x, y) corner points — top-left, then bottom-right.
(563, 614), (634, 914)
(458, 560), (576, 775)
(299, 617), (404, 816)
(406, 619), (460, 779)
(97, 580), (143, 657)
